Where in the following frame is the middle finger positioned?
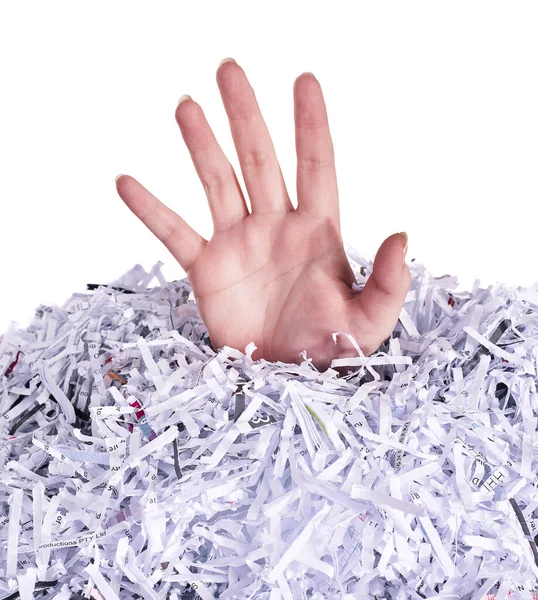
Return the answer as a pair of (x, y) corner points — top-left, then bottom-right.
(216, 59), (294, 215)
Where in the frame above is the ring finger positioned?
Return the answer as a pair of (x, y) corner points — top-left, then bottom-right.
(175, 95), (249, 231)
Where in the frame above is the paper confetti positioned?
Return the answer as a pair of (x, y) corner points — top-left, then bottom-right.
(2, 244), (538, 599)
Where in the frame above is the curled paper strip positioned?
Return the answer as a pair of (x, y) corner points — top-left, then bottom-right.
(1, 247), (538, 598)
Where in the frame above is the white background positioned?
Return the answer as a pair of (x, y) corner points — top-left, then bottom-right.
(1, 1), (537, 335)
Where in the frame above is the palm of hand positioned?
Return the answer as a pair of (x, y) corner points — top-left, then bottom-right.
(189, 209), (358, 371)
(116, 59), (410, 372)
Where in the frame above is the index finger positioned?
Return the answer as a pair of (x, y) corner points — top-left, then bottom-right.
(294, 72), (340, 232)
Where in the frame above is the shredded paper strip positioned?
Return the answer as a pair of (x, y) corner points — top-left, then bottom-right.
(2, 244), (538, 599)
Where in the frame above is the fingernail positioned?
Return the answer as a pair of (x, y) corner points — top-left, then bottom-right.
(115, 174), (124, 183)
(400, 231), (408, 265)
(219, 57), (236, 67)
(177, 94), (192, 106)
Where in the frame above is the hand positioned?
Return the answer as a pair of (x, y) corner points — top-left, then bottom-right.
(115, 58), (411, 373)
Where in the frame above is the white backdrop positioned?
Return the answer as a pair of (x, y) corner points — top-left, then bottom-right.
(1, 1), (537, 335)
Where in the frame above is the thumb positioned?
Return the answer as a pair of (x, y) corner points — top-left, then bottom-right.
(353, 232), (411, 352)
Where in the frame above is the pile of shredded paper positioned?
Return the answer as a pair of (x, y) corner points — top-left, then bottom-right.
(2, 243), (538, 600)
